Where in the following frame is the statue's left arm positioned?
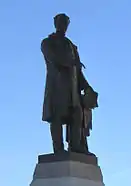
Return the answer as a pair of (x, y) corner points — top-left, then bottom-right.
(73, 44), (93, 92)
(79, 70), (89, 90)
(79, 70), (94, 94)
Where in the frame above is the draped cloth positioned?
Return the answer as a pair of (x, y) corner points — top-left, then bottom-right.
(65, 40), (94, 142)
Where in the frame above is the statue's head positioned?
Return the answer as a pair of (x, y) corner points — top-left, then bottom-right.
(54, 13), (70, 33)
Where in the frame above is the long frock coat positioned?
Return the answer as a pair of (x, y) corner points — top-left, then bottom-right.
(41, 32), (89, 125)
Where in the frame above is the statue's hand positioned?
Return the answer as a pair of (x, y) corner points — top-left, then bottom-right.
(83, 87), (98, 109)
(84, 86), (94, 95)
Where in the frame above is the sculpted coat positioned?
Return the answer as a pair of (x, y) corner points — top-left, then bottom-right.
(41, 32), (89, 125)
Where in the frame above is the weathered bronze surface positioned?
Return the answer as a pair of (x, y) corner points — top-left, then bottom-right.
(41, 13), (98, 154)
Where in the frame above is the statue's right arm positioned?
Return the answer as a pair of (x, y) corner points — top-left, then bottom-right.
(41, 39), (72, 68)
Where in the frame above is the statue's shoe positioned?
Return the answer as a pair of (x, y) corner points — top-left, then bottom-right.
(85, 151), (96, 156)
(69, 147), (85, 154)
(54, 149), (67, 154)
(69, 147), (96, 156)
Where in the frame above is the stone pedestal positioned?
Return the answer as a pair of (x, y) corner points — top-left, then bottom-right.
(30, 152), (104, 186)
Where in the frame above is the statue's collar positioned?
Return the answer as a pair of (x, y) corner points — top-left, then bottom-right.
(49, 31), (65, 38)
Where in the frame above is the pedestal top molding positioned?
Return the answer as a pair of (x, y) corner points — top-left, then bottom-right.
(38, 151), (98, 166)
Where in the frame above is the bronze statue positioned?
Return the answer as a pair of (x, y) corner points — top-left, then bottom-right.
(41, 13), (98, 154)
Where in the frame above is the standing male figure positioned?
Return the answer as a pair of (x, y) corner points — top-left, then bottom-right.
(41, 13), (95, 154)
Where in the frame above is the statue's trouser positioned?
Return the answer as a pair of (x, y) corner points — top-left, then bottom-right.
(67, 111), (89, 153)
(80, 128), (89, 153)
(50, 106), (83, 153)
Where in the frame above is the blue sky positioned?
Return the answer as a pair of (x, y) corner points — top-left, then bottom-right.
(0, 0), (131, 185)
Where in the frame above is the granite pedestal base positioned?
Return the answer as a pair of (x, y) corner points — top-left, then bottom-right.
(30, 152), (104, 186)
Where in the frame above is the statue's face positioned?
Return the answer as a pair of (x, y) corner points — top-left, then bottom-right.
(54, 14), (70, 33)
